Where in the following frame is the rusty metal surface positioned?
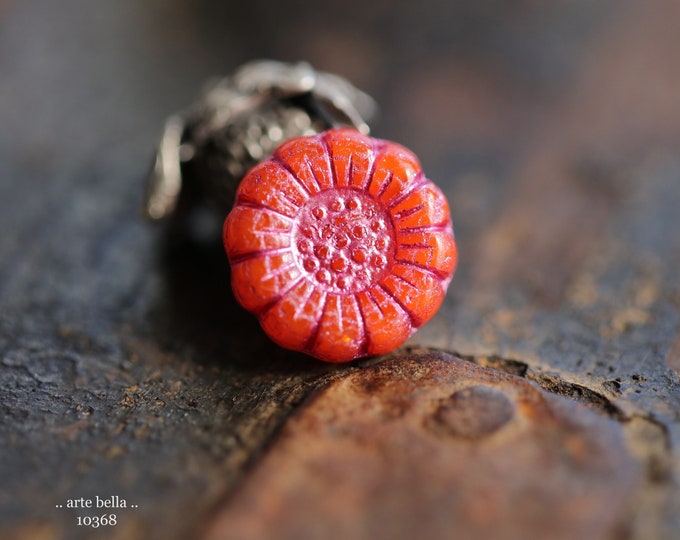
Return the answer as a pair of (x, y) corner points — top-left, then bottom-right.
(0, 0), (679, 539)
(202, 353), (640, 540)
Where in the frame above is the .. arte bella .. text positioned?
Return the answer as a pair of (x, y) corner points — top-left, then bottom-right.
(55, 494), (139, 529)
(64, 495), (133, 509)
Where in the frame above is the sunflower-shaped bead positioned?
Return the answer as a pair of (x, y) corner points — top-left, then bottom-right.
(223, 128), (457, 363)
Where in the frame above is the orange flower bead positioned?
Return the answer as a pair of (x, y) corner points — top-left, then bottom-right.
(223, 128), (457, 362)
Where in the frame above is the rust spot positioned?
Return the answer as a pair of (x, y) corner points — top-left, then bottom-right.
(430, 385), (514, 439)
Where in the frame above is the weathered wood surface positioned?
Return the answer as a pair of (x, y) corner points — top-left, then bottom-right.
(1, 1), (679, 539)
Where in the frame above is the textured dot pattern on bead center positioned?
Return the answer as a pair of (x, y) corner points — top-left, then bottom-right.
(293, 189), (395, 293)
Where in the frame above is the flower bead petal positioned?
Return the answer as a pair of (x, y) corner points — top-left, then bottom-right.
(379, 263), (447, 327)
(259, 280), (326, 352)
(236, 160), (308, 218)
(230, 251), (301, 313)
(390, 183), (451, 231)
(395, 229), (458, 280)
(224, 206), (293, 260)
(273, 136), (334, 194)
(310, 294), (365, 363)
(368, 142), (423, 207)
(323, 128), (375, 189)
(356, 287), (412, 356)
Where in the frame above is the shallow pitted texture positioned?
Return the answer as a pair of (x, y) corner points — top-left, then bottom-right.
(224, 128), (457, 362)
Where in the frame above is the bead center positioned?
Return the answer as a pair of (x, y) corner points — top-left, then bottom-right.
(293, 189), (395, 293)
